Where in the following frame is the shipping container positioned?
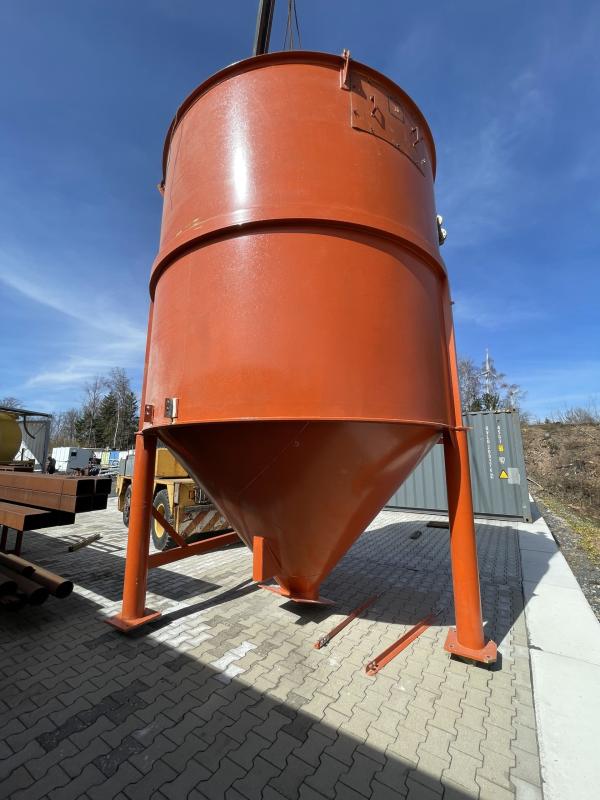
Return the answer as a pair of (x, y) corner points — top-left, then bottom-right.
(386, 411), (531, 521)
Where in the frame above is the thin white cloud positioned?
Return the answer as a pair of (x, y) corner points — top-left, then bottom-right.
(513, 361), (600, 418)
(0, 259), (146, 346)
(0, 247), (146, 397)
(437, 72), (551, 249)
(453, 291), (545, 329)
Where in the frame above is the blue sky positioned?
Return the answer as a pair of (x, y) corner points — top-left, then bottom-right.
(0, 0), (598, 420)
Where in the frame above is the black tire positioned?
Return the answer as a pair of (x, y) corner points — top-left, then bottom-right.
(151, 489), (176, 551)
(122, 486), (132, 527)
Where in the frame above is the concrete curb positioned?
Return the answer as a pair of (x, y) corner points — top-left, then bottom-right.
(519, 512), (600, 800)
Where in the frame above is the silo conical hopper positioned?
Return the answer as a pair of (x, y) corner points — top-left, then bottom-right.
(109, 51), (496, 664)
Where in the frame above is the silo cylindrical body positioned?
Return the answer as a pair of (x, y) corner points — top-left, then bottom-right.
(142, 52), (457, 602)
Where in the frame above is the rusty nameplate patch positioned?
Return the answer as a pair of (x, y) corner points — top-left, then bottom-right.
(350, 73), (428, 175)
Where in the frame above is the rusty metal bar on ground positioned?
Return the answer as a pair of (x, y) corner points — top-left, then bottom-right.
(314, 594), (379, 649)
(365, 612), (438, 676)
(68, 533), (101, 552)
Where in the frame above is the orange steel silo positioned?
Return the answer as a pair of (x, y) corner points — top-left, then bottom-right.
(109, 51), (496, 664)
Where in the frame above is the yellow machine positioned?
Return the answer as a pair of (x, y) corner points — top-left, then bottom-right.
(0, 411), (22, 463)
(115, 447), (231, 551)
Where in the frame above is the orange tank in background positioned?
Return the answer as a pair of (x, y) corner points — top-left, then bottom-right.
(109, 51), (496, 664)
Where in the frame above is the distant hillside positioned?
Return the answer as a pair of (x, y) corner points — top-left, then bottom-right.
(522, 423), (600, 561)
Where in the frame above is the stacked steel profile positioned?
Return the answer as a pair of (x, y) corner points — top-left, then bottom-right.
(0, 474), (110, 609)
(109, 51), (497, 663)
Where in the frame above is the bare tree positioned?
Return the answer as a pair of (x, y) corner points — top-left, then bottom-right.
(50, 408), (80, 447)
(555, 399), (600, 424)
(107, 368), (131, 449)
(80, 376), (108, 447)
(457, 353), (526, 412)
(0, 396), (22, 409)
(457, 358), (482, 410)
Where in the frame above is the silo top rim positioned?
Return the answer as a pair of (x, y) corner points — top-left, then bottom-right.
(161, 50), (437, 182)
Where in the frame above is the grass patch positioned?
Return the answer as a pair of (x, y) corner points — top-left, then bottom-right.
(539, 491), (600, 563)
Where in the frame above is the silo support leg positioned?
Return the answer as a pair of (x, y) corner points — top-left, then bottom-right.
(107, 431), (161, 631)
(443, 428), (497, 664)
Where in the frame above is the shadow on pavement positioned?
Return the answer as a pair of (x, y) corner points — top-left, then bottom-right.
(1, 596), (482, 800)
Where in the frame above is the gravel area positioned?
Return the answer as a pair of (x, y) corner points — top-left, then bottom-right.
(533, 494), (600, 620)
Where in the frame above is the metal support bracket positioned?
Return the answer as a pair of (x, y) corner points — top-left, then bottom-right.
(365, 613), (437, 675)
(339, 48), (351, 90)
(151, 505), (187, 548)
(314, 594), (379, 649)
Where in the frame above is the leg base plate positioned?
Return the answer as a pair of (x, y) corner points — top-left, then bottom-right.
(259, 584), (335, 606)
(106, 609), (162, 632)
(444, 629), (497, 664)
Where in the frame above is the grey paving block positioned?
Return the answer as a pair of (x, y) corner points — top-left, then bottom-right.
(404, 777), (442, 799)
(305, 753), (348, 799)
(387, 726), (426, 764)
(370, 777), (407, 799)
(509, 745), (541, 788)
(61, 735), (112, 779)
(47, 764), (105, 800)
(262, 731), (303, 769)
(475, 775), (514, 799)
(95, 734), (146, 778)
(442, 747), (481, 795)
(229, 731), (270, 771)
(293, 728), (332, 768)
(130, 732), (180, 775)
(122, 759), (178, 800)
(88, 762), (144, 800)
(28, 738), (79, 781)
(359, 729), (395, 765)
(233, 755), (281, 798)
(510, 776), (543, 800)
(477, 748), (515, 791)
(1, 765), (36, 798)
(339, 750), (382, 797)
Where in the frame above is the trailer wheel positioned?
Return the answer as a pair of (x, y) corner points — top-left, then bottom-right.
(151, 489), (176, 551)
(122, 486), (132, 527)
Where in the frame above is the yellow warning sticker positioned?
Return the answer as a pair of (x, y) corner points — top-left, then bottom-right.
(498, 444), (504, 452)
(499, 470), (508, 479)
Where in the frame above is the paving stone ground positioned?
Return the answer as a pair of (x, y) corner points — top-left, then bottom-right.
(0, 500), (545, 799)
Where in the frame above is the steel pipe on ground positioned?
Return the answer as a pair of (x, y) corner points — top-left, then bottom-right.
(0, 553), (73, 598)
